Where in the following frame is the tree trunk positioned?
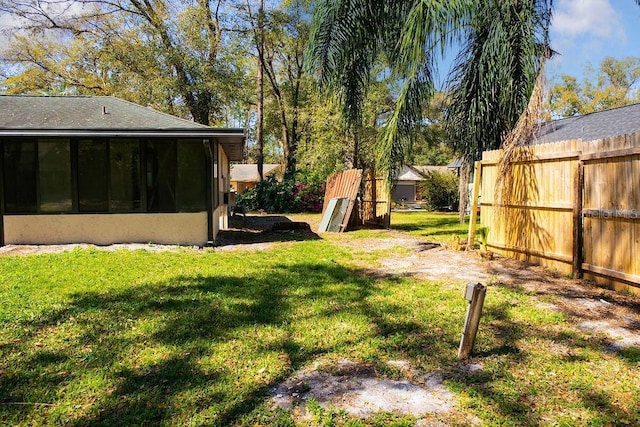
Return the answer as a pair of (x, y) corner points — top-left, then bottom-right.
(256, 0), (265, 181)
(286, 107), (299, 178)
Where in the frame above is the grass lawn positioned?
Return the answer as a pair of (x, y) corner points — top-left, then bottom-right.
(1, 213), (639, 426)
(390, 210), (474, 243)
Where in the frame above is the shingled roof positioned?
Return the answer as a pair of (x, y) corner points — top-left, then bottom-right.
(230, 164), (282, 183)
(537, 103), (640, 144)
(1, 95), (216, 130)
(0, 95), (245, 160)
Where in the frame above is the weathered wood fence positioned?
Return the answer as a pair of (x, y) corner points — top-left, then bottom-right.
(475, 132), (640, 295)
(322, 169), (391, 230)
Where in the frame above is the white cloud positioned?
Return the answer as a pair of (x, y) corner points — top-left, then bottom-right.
(552, 0), (625, 41)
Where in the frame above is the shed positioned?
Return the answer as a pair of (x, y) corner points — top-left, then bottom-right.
(0, 95), (245, 246)
(393, 165), (424, 202)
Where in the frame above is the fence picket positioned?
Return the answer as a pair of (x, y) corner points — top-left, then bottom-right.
(479, 133), (640, 294)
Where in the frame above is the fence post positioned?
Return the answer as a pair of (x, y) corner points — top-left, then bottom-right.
(467, 161), (482, 248)
(458, 282), (487, 360)
(573, 161), (584, 279)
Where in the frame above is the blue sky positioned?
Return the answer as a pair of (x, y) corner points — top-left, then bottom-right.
(547, 0), (640, 82)
(1, 0), (639, 86)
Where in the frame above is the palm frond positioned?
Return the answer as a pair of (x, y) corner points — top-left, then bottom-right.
(445, 0), (553, 162)
(307, 0), (554, 184)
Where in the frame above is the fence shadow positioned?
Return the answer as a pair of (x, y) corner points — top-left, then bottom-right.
(495, 145), (552, 262)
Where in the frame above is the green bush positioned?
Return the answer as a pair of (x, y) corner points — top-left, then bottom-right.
(417, 171), (459, 211)
(235, 170), (324, 213)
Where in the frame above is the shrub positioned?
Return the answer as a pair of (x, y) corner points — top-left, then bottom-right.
(418, 171), (459, 211)
(235, 170), (325, 213)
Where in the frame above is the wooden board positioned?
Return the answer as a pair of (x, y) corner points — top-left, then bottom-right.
(318, 197), (351, 232)
(321, 169), (363, 232)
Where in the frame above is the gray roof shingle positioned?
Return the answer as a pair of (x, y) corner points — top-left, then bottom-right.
(0, 95), (209, 130)
(0, 95), (246, 160)
(537, 103), (640, 143)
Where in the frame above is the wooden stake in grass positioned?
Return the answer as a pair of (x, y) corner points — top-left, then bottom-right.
(458, 282), (487, 360)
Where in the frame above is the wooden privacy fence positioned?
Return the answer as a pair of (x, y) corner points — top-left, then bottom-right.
(361, 169), (391, 228)
(474, 132), (640, 295)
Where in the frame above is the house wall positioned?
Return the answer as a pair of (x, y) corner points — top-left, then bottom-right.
(217, 145), (230, 231)
(232, 181), (254, 194)
(4, 212), (208, 246)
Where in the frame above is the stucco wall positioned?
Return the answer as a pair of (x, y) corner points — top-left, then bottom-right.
(4, 212), (208, 246)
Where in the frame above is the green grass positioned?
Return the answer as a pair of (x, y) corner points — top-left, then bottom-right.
(1, 222), (639, 426)
(390, 211), (475, 243)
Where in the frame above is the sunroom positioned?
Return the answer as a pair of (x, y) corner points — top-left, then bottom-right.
(0, 95), (245, 246)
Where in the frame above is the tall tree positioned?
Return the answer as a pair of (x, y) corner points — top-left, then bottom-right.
(308, 2), (640, 169)
(549, 56), (640, 118)
(241, 0), (313, 178)
(255, 0), (266, 180)
(306, 0), (553, 183)
(0, 0), (251, 126)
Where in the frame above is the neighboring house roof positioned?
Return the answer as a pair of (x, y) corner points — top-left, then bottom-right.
(447, 157), (464, 169)
(0, 95), (245, 160)
(395, 165), (425, 182)
(413, 165), (450, 175)
(396, 165), (451, 182)
(230, 164), (281, 183)
(536, 103), (640, 144)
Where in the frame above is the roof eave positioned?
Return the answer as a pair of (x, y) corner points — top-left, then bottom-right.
(0, 128), (245, 138)
(0, 128), (246, 161)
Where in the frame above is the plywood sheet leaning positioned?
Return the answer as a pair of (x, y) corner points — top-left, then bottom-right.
(318, 197), (352, 232)
(320, 169), (363, 232)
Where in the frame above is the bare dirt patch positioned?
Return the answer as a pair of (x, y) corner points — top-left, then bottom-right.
(0, 243), (187, 256)
(368, 233), (640, 350)
(271, 359), (456, 422)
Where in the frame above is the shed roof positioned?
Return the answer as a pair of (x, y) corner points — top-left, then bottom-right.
(537, 103), (640, 144)
(396, 165), (425, 182)
(447, 157), (465, 169)
(230, 164), (281, 183)
(0, 95), (245, 160)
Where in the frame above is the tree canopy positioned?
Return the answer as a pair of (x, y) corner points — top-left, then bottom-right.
(2, 1), (640, 184)
(548, 56), (640, 118)
(306, 0), (554, 182)
(0, 0), (251, 126)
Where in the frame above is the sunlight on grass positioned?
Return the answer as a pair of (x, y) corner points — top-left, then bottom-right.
(390, 211), (474, 243)
(1, 225), (639, 426)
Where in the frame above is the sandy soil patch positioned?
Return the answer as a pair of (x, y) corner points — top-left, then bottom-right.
(0, 243), (189, 256)
(271, 360), (456, 421)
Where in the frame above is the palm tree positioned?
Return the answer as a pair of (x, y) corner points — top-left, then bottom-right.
(306, 0), (553, 182)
